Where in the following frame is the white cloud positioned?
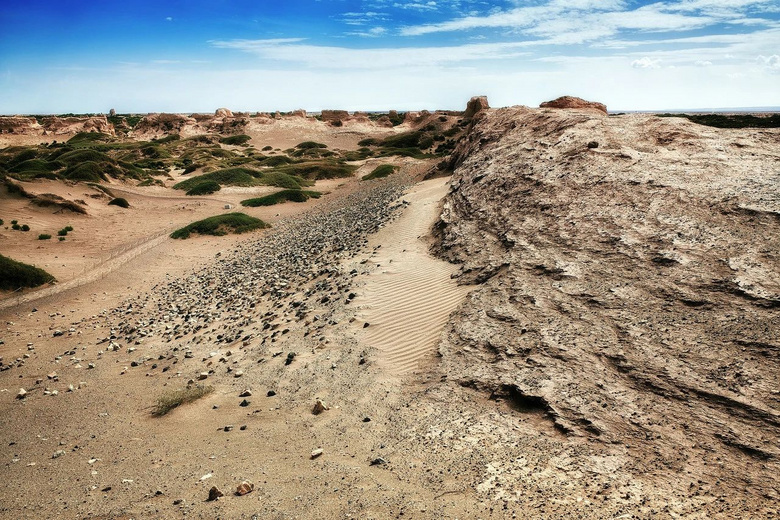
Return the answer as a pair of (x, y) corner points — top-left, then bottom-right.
(346, 26), (388, 37)
(695, 60), (713, 66)
(757, 54), (780, 72)
(632, 57), (662, 68)
(165, 16), (173, 22)
(209, 38), (530, 69)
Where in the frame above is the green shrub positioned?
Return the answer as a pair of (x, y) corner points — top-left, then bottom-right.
(11, 223), (21, 230)
(173, 168), (261, 191)
(219, 134), (252, 146)
(256, 156), (293, 167)
(362, 164), (398, 181)
(108, 197), (130, 208)
(186, 181), (221, 196)
(0, 254), (56, 290)
(38, 234), (51, 240)
(11, 220), (18, 225)
(67, 132), (113, 145)
(358, 138), (378, 146)
(62, 161), (109, 182)
(151, 384), (214, 416)
(170, 213), (269, 239)
(274, 160), (357, 180)
(257, 171), (308, 190)
(240, 189), (321, 207)
(262, 145), (273, 151)
(0, 219), (3, 226)
(183, 163), (202, 174)
(20, 224), (30, 232)
(295, 141), (327, 149)
(59, 237), (65, 241)
(57, 228), (68, 236)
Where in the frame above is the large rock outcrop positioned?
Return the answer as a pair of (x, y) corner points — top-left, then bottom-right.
(463, 95), (489, 119)
(433, 106), (780, 510)
(540, 95), (607, 114)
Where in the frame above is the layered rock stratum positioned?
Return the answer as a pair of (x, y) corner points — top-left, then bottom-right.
(434, 105), (780, 513)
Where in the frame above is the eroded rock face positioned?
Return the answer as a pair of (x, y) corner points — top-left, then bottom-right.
(540, 95), (607, 114)
(132, 113), (198, 138)
(41, 115), (116, 135)
(434, 106), (780, 499)
(463, 95), (489, 119)
(320, 110), (349, 123)
(0, 117), (43, 135)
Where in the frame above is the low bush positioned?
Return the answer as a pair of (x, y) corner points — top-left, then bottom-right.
(171, 213), (269, 239)
(240, 189), (321, 207)
(295, 141), (327, 149)
(0, 254), (56, 290)
(38, 234), (51, 240)
(362, 164), (398, 181)
(151, 384), (214, 416)
(108, 197), (130, 208)
(186, 181), (221, 196)
(219, 134), (252, 146)
(173, 168), (261, 191)
(20, 224), (30, 232)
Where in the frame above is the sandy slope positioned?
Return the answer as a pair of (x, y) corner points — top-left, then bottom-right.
(351, 178), (471, 375)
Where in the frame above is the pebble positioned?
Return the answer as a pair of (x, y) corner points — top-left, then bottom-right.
(236, 480), (254, 496)
(310, 448), (324, 459)
(207, 486), (224, 501)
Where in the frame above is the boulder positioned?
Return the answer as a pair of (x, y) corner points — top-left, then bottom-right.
(464, 96), (490, 119)
(540, 96), (607, 115)
(236, 480), (254, 496)
(321, 110), (349, 123)
(215, 107), (233, 118)
(312, 399), (329, 415)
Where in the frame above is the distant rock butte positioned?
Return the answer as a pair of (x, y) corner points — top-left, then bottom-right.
(214, 107), (233, 118)
(540, 95), (607, 114)
(463, 96), (490, 119)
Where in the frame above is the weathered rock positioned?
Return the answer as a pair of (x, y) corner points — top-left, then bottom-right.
(16, 388), (27, 399)
(463, 96), (489, 119)
(215, 107), (233, 118)
(235, 480), (254, 496)
(310, 448), (323, 459)
(312, 399), (329, 415)
(207, 486), (224, 501)
(539, 95), (607, 114)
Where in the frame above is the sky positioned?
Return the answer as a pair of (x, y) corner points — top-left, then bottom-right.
(0, 0), (778, 113)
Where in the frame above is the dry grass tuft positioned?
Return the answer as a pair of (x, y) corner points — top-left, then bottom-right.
(151, 384), (214, 416)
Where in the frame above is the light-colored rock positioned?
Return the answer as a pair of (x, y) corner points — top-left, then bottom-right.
(312, 399), (329, 415)
(236, 480), (254, 496)
(310, 448), (323, 459)
(539, 95), (607, 114)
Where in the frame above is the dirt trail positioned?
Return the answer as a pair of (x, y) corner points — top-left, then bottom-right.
(352, 177), (471, 375)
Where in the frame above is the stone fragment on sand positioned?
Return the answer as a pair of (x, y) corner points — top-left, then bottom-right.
(16, 388), (27, 399)
(370, 457), (387, 466)
(207, 486), (224, 501)
(239, 389), (252, 397)
(311, 448), (323, 459)
(236, 480), (254, 496)
(52, 450), (66, 459)
(197, 372), (208, 381)
(312, 399), (329, 415)
(234, 370), (244, 378)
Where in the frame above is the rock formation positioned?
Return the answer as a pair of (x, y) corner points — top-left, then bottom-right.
(433, 105), (779, 503)
(214, 107), (233, 118)
(463, 95), (489, 119)
(540, 95), (607, 114)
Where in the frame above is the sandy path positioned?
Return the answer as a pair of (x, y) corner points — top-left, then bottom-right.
(352, 177), (471, 375)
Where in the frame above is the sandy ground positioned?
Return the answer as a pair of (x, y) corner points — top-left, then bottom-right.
(351, 179), (471, 375)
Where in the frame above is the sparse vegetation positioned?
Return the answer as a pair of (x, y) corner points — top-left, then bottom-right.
(240, 189), (322, 207)
(219, 134), (252, 146)
(108, 197), (130, 208)
(0, 254), (56, 291)
(170, 213), (269, 239)
(151, 384), (214, 416)
(20, 224), (30, 232)
(657, 113), (780, 129)
(362, 164), (398, 181)
(38, 234), (51, 240)
(185, 181), (221, 196)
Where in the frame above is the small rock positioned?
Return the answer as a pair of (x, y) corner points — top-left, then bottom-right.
(197, 372), (208, 381)
(266, 390), (276, 397)
(312, 399), (329, 415)
(370, 457), (387, 466)
(363, 417), (371, 422)
(52, 450), (66, 459)
(223, 425), (234, 432)
(234, 370), (244, 378)
(239, 399), (250, 407)
(363, 322), (370, 328)
(310, 448), (323, 459)
(16, 388), (27, 399)
(207, 486), (224, 501)
(236, 480), (254, 496)
(239, 389), (252, 397)
(53, 330), (64, 337)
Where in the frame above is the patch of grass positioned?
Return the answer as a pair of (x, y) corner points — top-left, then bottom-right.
(20, 224), (30, 232)
(256, 155), (293, 167)
(151, 384), (214, 417)
(362, 164), (398, 181)
(62, 161), (111, 182)
(240, 189), (321, 207)
(108, 197), (130, 208)
(0, 254), (56, 291)
(66, 132), (114, 146)
(274, 160), (357, 180)
(295, 141), (327, 149)
(170, 213), (269, 239)
(219, 134), (252, 146)
(185, 181), (221, 196)
(257, 171), (311, 189)
(173, 167), (261, 191)
(358, 137), (379, 146)
(38, 234), (51, 240)
(657, 113), (780, 128)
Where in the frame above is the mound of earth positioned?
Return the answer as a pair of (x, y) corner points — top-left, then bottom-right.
(432, 106), (780, 515)
(540, 95), (608, 114)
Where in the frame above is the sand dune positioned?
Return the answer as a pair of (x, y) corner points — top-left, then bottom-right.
(352, 177), (471, 374)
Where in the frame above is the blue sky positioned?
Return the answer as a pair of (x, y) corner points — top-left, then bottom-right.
(0, 0), (778, 113)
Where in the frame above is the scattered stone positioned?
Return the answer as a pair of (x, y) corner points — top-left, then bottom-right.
(16, 388), (27, 399)
(236, 480), (254, 496)
(363, 417), (371, 422)
(312, 399), (329, 415)
(207, 486), (224, 501)
(52, 450), (66, 459)
(234, 370), (244, 378)
(239, 389), (252, 397)
(266, 390), (276, 397)
(223, 425), (234, 432)
(239, 399), (250, 407)
(370, 457), (387, 466)
(310, 448), (323, 459)
(197, 372), (208, 381)
(53, 330), (64, 337)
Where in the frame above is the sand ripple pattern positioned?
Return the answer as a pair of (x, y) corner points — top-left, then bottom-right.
(354, 178), (470, 375)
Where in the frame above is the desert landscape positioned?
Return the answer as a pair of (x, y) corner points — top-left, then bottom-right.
(1, 95), (778, 519)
